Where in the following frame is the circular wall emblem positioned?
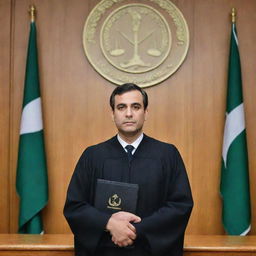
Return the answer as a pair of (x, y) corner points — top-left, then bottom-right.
(83, 0), (189, 88)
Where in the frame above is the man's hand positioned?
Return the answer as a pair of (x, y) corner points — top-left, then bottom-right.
(106, 211), (141, 247)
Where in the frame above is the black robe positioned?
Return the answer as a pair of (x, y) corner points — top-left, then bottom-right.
(64, 135), (193, 256)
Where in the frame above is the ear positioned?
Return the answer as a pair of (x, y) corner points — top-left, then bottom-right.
(144, 108), (149, 121)
(110, 107), (115, 121)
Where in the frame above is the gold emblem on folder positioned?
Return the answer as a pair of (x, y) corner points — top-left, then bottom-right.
(108, 194), (122, 210)
(83, 0), (189, 87)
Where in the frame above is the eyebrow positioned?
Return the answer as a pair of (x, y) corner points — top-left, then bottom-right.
(116, 102), (142, 107)
(116, 103), (126, 107)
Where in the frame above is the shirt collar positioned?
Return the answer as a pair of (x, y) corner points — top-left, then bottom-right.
(117, 133), (144, 154)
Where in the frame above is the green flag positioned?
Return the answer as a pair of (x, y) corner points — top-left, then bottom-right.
(16, 20), (48, 234)
(220, 22), (251, 235)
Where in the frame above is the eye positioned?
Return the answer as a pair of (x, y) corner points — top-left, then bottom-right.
(132, 104), (141, 110)
(117, 104), (125, 110)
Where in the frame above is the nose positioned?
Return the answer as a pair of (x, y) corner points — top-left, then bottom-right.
(125, 107), (133, 117)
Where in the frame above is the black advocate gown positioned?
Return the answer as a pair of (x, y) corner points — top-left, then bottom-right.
(64, 135), (193, 256)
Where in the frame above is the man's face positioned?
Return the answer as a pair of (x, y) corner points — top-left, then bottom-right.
(112, 90), (148, 138)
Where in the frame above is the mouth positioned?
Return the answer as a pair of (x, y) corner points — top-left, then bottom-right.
(123, 121), (136, 125)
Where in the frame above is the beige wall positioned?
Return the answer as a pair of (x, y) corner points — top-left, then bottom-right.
(0, 0), (256, 234)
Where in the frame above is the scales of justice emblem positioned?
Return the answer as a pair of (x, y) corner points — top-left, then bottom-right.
(83, 0), (189, 87)
(101, 5), (171, 74)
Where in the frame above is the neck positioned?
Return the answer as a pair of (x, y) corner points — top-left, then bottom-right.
(118, 131), (143, 144)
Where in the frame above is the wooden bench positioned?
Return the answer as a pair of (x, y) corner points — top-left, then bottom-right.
(0, 234), (256, 256)
(184, 235), (256, 255)
(0, 234), (73, 256)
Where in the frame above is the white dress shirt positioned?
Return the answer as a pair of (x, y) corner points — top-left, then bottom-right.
(117, 133), (144, 155)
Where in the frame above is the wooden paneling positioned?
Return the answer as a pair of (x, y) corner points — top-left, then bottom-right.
(9, 0), (30, 233)
(3, 0), (256, 234)
(0, 0), (11, 233)
(237, 1), (256, 237)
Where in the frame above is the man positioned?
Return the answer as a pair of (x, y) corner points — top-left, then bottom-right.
(64, 83), (193, 256)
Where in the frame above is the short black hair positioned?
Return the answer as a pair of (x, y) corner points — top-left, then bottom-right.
(109, 83), (148, 111)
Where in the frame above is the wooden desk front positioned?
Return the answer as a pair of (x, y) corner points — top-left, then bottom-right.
(0, 234), (256, 256)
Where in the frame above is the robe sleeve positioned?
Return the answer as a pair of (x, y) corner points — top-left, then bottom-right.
(134, 146), (193, 256)
(63, 149), (112, 254)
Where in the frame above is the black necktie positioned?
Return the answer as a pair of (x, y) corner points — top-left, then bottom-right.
(125, 145), (134, 162)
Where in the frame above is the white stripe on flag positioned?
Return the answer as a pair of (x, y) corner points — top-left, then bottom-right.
(222, 103), (245, 167)
(20, 97), (43, 135)
(232, 23), (238, 46)
(240, 225), (251, 236)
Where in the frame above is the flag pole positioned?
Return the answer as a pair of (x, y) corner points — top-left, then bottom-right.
(16, 4), (48, 234)
(220, 6), (251, 235)
(29, 5), (36, 22)
(231, 8), (236, 24)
